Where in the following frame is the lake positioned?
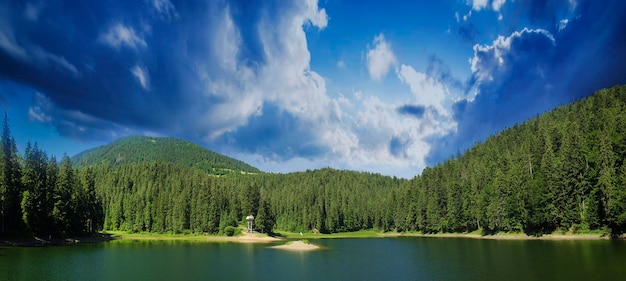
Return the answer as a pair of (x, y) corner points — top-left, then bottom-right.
(1, 237), (625, 280)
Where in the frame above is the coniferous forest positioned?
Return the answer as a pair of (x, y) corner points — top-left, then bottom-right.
(1, 85), (626, 238)
(0, 115), (102, 237)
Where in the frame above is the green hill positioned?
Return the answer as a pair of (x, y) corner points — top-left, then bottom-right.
(71, 136), (261, 175)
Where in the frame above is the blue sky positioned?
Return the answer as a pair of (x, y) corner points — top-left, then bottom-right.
(1, 0), (625, 178)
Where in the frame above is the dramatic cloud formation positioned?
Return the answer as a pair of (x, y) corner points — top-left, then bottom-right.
(427, 0), (626, 164)
(1, 0), (625, 178)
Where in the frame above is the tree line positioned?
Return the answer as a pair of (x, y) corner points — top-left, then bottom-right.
(89, 163), (402, 235)
(0, 114), (103, 237)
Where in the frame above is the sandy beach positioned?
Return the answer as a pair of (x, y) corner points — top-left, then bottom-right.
(271, 240), (320, 251)
(231, 231), (282, 243)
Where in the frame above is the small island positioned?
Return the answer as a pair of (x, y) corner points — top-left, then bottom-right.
(271, 240), (320, 251)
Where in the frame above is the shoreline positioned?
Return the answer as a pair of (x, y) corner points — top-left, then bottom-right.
(3, 230), (622, 247)
(379, 232), (622, 241)
(1, 234), (116, 247)
(108, 230), (282, 243)
(0, 231), (281, 247)
(277, 230), (623, 241)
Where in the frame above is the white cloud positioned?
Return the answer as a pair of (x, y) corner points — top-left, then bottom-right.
(366, 34), (397, 81)
(131, 65), (150, 90)
(194, 5), (261, 138)
(150, 0), (178, 21)
(469, 28), (554, 84)
(463, 11), (472, 21)
(100, 24), (146, 50)
(0, 19), (27, 59)
(303, 0), (328, 29)
(28, 93), (52, 123)
(192, 1), (333, 139)
(470, 0), (489, 11)
(187, 1), (459, 177)
(353, 90), (362, 100)
(0, 14), (77, 76)
(344, 93), (455, 174)
(464, 0), (506, 17)
(491, 0), (506, 12)
(559, 19), (570, 32)
(30, 46), (78, 76)
(396, 65), (448, 116)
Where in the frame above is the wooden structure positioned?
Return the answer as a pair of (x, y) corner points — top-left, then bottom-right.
(246, 215), (254, 233)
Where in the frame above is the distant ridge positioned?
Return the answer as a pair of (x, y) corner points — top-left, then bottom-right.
(71, 136), (261, 175)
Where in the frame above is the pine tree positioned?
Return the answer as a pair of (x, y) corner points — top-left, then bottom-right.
(0, 113), (23, 235)
(53, 155), (77, 235)
(255, 197), (275, 234)
(21, 142), (51, 236)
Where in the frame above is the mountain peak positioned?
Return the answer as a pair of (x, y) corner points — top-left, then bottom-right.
(71, 136), (261, 175)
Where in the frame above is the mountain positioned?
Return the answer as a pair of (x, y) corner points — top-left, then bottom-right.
(71, 136), (261, 175)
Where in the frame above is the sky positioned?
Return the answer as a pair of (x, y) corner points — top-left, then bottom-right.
(1, 0), (626, 178)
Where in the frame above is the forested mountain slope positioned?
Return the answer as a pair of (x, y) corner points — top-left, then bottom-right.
(72, 136), (260, 175)
(390, 85), (626, 236)
(92, 165), (403, 234)
(89, 85), (626, 237)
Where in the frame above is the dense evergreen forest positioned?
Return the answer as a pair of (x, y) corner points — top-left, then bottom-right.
(0, 115), (102, 237)
(72, 136), (260, 175)
(2, 85), (626, 239)
(390, 85), (626, 236)
(91, 164), (403, 234)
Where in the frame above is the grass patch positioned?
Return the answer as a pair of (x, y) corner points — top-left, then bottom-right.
(274, 229), (384, 239)
(105, 231), (217, 241)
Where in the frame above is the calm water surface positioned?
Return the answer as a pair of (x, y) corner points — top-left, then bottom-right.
(1, 238), (625, 280)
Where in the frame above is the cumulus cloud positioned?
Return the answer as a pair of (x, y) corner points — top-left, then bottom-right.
(366, 34), (397, 81)
(182, 0), (339, 158)
(492, 0), (506, 12)
(469, 28), (555, 85)
(100, 24), (146, 50)
(470, 0), (489, 11)
(396, 65), (448, 116)
(464, 0), (505, 19)
(346, 94), (455, 173)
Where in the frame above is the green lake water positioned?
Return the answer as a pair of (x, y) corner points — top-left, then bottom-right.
(1, 238), (625, 280)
